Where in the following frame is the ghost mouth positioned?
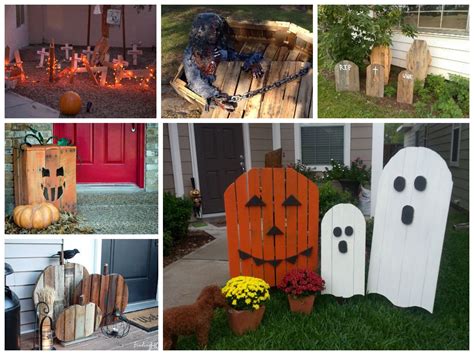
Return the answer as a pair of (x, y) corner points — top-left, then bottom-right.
(401, 205), (414, 225)
(338, 240), (348, 254)
(41, 182), (66, 202)
(238, 247), (313, 267)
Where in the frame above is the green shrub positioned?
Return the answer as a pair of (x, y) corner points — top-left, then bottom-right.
(433, 96), (464, 118)
(163, 192), (193, 242)
(288, 160), (318, 183)
(321, 158), (371, 186)
(163, 230), (174, 256)
(366, 217), (374, 249)
(319, 182), (356, 219)
(384, 85), (396, 98)
(448, 74), (469, 116)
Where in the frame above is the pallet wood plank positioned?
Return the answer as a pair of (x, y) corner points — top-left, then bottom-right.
(294, 66), (312, 118)
(211, 61), (242, 118)
(370, 45), (391, 85)
(199, 61), (230, 118)
(334, 60), (359, 92)
(307, 181), (319, 272)
(261, 168), (276, 286)
(248, 169), (264, 279)
(74, 304), (85, 339)
(235, 172), (251, 276)
(366, 64), (384, 98)
(224, 181), (240, 277)
(56, 303), (102, 342)
(242, 61), (270, 118)
(273, 168), (286, 285)
(259, 61), (285, 117)
(406, 39), (432, 81)
(279, 61), (301, 118)
(397, 70), (415, 105)
(285, 169), (298, 278)
(296, 173), (309, 269)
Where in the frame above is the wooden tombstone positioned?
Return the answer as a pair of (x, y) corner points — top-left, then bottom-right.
(406, 40), (432, 81)
(370, 45), (391, 85)
(366, 64), (384, 98)
(33, 263), (90, 326)
(55, 298), (102, 342)
(334, 60), (359, 92)
(367, 147), (453, 313)
(224, 168), (319, 287)
(321, 204), (366, 298)
(14, 145), (77, 213)
(397, 70), (414, 104)
(264, 148), (282, 168)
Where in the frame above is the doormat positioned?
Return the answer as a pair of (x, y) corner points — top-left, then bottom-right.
(125, 307), (158, 332)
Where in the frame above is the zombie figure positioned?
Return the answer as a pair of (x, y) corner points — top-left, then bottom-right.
(183, 13), (264, 112)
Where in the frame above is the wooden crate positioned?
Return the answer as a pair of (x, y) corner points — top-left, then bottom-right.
(170, 20), (313, 117)
(14, 145), (77, 213)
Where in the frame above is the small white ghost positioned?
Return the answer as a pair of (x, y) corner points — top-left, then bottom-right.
(367, 147), (453, 313)
(321, 203), (366, 298)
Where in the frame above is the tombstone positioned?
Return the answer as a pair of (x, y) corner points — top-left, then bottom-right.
(71, 53), (81, 70)
(224, 168), (319, 287)
(366, 64), (384, 98)
(367, 147), (453, 313)
(321, 204), (366, 298)
(127, 44), (143, 66)
(406, 40), (432, 81)
(334, 60), (359, 92)
(60, 43), (73, 61)
(36, 47), (50, 68)
(82, 46), (94, 62)
(397, 70), (414, 104)
(370, 45), (391, 85)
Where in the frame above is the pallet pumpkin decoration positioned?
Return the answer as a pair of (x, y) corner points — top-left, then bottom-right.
(14, 144), (77, 213)
(224, 168), (319, 287)
(13, 202), (60, 229)
(367, 147), (453, 312)
(321, 204), (366, 298)
(73, 265), (129, 326)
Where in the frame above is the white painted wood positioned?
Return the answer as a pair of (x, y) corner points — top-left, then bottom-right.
(272, 123), (281, 150)
(36, 47), (49, 68)
(168, 123), (184, 196)
(367, 147), (452, 312)
(242, 124), (252, 170)
(370, 124), (385, 217)
(60, 43), (73, 60)
(127, 44), (143, 66)
(321, 204), (366, 298)
(188, 123), (201, 190)
(82, 46), (93, 62)
(6, 243), (60, 257)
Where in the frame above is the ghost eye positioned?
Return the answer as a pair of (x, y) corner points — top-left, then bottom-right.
(345, 226), (353, 236)
(333, 227), (342, 237)
(414, 176), (427, 191)
(393, 176), (405, 192)
(42, 168), (50, 177)
(56, 167), (64, 177)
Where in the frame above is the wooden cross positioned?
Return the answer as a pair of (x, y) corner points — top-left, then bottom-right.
(71, 53), (81, 70)
(36, 47), (50, 68)
(60, 43), (73, 60)
(14, 50), (26, 81)
(372, 66), (379, 75)
(127, 44), (143, 66)
(82, 46), (93, 62)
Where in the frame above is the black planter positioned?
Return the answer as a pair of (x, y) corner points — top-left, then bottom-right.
(5, 263), (21, 350)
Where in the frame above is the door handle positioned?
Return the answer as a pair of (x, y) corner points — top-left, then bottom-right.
(131, 124), (136, 133)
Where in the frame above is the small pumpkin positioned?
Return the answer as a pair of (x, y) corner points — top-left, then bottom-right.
(13, 202), (60, 229)
(59, 91), (82, 115)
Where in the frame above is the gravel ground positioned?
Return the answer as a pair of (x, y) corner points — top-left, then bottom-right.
(8, 45), (156, 118)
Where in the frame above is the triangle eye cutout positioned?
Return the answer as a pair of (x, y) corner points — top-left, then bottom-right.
(282, 194), (301, 206)
(267, 225), (284, 236)
(246, 195), (266, 207)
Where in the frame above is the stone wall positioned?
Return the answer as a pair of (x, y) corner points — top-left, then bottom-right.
(145, 123), (159, 192)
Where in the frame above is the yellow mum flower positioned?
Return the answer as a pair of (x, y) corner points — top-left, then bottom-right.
(232, 299), (237, 306)
(253, 304), (260, 310)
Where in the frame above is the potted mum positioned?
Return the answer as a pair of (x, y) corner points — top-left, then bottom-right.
(221, 276), (270, 335)
(278, 269), (325, 314)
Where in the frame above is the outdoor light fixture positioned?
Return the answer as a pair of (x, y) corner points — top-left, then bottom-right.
(93, 5), (101, 15)
(101, 308), (130, 338)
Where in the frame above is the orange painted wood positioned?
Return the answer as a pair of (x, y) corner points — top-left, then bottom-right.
(14, 145), (77, 213)
(248, 169), (264, 279)
(224, 168), (320, 287)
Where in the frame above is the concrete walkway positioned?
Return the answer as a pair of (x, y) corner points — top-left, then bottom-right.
(5, 91), (59, 118)
(164, 223), (229, 308)
(77, 186), (158, 235)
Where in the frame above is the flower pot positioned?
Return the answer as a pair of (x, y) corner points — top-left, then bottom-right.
(227, 305), (265, 335)
(288, 294), (315, 314)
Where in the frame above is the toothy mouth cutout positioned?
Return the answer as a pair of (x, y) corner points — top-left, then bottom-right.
(238, 247), (313, 267)
(41, 181), (66, 201)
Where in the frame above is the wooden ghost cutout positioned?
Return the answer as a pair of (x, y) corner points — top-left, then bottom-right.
(367, 147), (453, 312)
(321, 203), (366, 298)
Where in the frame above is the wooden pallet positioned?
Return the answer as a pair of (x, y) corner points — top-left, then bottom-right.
(170, 20), (312, 118)
(55, 302), (102, 342)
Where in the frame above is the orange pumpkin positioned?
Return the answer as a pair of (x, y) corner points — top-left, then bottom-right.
(13, 202), (60, 229)
(59, 91), (82, 115)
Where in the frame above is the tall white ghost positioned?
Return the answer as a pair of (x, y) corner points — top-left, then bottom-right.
(321, 203), (366, 298)
(367, 147), (453, 312)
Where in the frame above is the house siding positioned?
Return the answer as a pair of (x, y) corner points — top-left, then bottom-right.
(281, 124), (296, 166)
(404, 124), (469, 210)
(249, 124), (273, 167)
(5, 5), (30, 61)
(163, 124), (175, 194)
(351, 124), (372, 166)
(5, 239), (63, 334)
(178, 124), (193, 196)
(391, 31), (470, 78)
(145, 123), (159, 192)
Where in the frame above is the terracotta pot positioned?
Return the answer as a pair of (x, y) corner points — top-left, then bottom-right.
(227, 305), (265, 335)
(288, 294), (315, 314)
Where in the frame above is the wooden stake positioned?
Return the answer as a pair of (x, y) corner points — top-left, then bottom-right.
(49, 42), (55, 82)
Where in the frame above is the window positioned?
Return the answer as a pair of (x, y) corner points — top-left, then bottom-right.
(299, 125), (347, 169)
(16, 5), (25, 28)
(401, 5), (469, 34)
(450, 124), (461, 166)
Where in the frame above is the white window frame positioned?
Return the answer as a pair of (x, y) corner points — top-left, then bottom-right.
(401, 5), (469, 35)
(294, 123), (351, 171)
(450, 124), (461, 167)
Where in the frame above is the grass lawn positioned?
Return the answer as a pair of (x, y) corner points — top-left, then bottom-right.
(176, 208), (469, 350)
(161, 5), (313, 81)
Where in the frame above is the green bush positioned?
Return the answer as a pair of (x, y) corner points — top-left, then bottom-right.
(384, 85), (396, 98)
(448, 74), (469, 115)
(321, 158), (371, 186)
(163, 192), (193, 243)
(288, 160), (318, 183)
(163, 230), (174, 256)
(366, 217), (374, 249)
(319, 182), (356, 219)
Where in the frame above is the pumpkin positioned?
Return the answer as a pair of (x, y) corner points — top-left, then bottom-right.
(59, 91), (82, 115)
(13, 202), (60, 229)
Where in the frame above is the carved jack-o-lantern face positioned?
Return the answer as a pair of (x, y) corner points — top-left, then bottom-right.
(225, 168), (319, 287)
(40, 152), (67, 202)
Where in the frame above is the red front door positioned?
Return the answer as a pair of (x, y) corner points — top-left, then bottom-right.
(53, 123), (144, 187)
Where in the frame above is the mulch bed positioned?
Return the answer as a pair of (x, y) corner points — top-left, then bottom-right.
(5, 212), (95, 234)
(164, 230), (215, 267)
(8, 45), (156, 118)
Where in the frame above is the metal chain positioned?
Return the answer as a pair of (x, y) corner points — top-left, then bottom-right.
(228, 66), (310, 103)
